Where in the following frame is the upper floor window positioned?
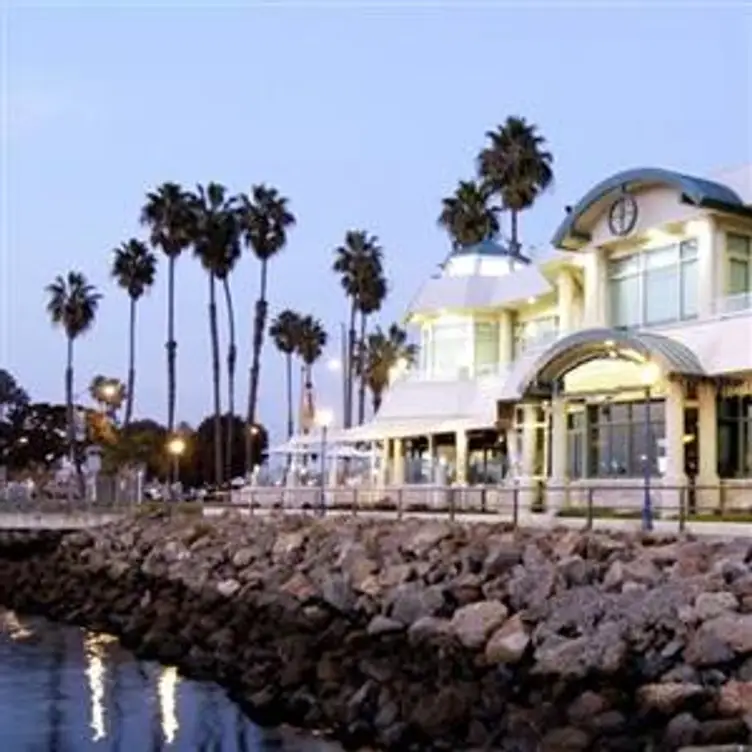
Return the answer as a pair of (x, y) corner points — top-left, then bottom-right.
(608, 240), (698, 329)
(474, 321), (500, 375)
(514, 316), (559, 357)
(727, 234), (752, 311)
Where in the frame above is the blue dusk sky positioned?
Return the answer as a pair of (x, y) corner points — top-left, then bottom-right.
(2, 2), (750, 441)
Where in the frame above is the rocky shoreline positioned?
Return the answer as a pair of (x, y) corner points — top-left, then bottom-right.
(0, 515), (751, 750)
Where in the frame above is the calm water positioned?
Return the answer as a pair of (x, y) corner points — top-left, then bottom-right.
(0, 610), (340, 752)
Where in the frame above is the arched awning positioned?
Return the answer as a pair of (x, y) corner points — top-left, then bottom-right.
(516, 328), (706, 398)
(552, 167), (746, 250)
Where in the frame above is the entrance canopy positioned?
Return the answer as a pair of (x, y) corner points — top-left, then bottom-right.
(516, 327), (706, 398)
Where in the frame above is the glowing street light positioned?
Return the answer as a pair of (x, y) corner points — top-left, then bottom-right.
(166, 435), (186, 491)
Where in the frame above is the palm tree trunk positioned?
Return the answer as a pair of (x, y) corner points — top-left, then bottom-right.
(65, 335), (75, 471)
(222, 277), (236, 480)
(246, 259), (268, 475)
(285, 352), (294, 438)
(209, 274), (223, 487)
(125, 296), (136, 427)
(346, 300), (357, 429)
(357, 312), (368, 425)
(166, 256), (177, 435)
(372, 389), (382, 415)
(510, 210), (519, 255)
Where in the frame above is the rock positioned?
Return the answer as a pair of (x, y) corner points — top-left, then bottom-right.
(216, 578), (240, 597)
(717, 680), (752, 716)
(637, 682), (709, 714)
(695, 614), (752, 655)
(449, 600), (508, 650)
(366, 615), (404, 636)
(388, 583), (444, 625)
(407, 616), (452, 643)
(231, 547), (255, 569)
(694, 591), (739, 621)
(540, 726), (590, 751)
(484, 613), (529, 664)
(272, 531), (306, 558)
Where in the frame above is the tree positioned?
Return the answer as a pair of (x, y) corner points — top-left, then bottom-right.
(238, 184), (296, 475)
(356, 273), (387, 425)
(358, 324), (417, 414)
(193, 414), (268, 486)
(269, 309), (302, 439)
(45, 271), (101, 485)
(438, 179), (500, 249)
(140, 182), (195, 438)
(111, 238), (157, 426)
(0, 370), (29, 468)
(190, 182), (240, 487)
(332, 230), (383, 428)
(477, 116), (554, 254)
(296, 316), (328, 431)
(3, 402), (71, 471)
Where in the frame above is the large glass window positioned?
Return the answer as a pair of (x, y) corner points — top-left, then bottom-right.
(513, 316), (559, 357)
(474, 322), (500, 375)
(430, 321), (472, 378)
(718, 395), (752, 478)
(727, 234), (752, 312)
(608, 240), (698, 328)
(567, 400), (665, 478)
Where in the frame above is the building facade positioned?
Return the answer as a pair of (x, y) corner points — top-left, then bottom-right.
(336, 166), (752, 510)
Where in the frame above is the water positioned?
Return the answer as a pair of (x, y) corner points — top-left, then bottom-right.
(0, 610), (340, 752)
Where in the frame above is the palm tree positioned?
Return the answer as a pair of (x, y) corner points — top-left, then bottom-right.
(238, 184), (296, 475)
(140, 183), (194, 438)
(111, 239), (157, 426)
(438, 179), (500, 249)
(296, 315), (328, 428)
(88, 374), (126, 421)
(45, 271), (102, 484)
(358, 324), (417, 414)
(190, 182), (240, 487)
(269, 310), (302, 439)
(477, 116), (554, 254)
(332, 230), (383, 428)
(356, 273), (387, 425)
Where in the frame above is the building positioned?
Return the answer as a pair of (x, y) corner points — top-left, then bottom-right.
(338, 165), (752, 510)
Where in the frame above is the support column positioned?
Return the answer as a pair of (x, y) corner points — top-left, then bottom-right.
(498, 310), (514, 366)
(427, 434), (436, 483)
(392, 438), (405, 485)
(584, 249), (607, 327)
(661, 380), (687, 513)
(692, 217), (718, 318)
(520, 405), (538, 510)
(697, 381), (720, 510)
(548, 395), (568, 513)
(377, 439), (390, 487)
(455, 431), (468, 485)
(556, 269), (576, 335)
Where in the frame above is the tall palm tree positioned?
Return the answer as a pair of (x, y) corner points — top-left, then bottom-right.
(477, 116), (554, 255)
(140, 183), (194, 437)
(296, 315), (328, 428)
(190, 182), (240, 487)
(45, 271), (101, 484)
(358, 324), (417, 414)
(437, 179), (500, 249)
(332, 230), (383, 428)
(111, 239), (157, 426)
(238, 184), (296, 474)
(356, 273), (388, 425)
(269, 310), (302, 439)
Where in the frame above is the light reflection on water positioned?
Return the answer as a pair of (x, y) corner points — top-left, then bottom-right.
(0, 610), (340, 751)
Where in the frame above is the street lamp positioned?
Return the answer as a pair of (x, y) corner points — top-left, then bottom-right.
(315, 408), (334, 515)
(166, 435), (186, 492)
(640, 361), (661, 531)
(247, 424), (260, 481)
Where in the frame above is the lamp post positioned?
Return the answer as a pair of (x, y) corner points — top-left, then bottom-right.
(315, 408), (334, 515)
(166, 435), (186, 499)
(247, 424), (260, 483)
(641, 361), (660, 532)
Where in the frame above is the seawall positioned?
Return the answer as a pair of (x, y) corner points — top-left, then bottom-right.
(0, 514), (751, 751)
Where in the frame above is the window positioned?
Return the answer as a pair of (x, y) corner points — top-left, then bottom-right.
(474, 322), (500, 375)
(727, 234), (752, 312)
(430, 321), (471, 378)
(718, 395), (752, 478)
(608, 240), (698, 328)
(567, 400), (665, 479)
(513, 316), (559, 357)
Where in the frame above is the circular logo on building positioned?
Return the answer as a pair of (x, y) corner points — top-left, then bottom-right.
(608, 194), (638, 236)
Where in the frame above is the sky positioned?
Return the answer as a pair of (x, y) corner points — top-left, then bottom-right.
(1, 1), (751, 443)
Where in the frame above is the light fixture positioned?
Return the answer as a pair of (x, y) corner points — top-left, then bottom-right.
(315, 408), (334, 428)
(166, 436), (186, 457)
(527, 296), (536, 304)
(640, 361), (661, 387)
(604, 339), (615, 348)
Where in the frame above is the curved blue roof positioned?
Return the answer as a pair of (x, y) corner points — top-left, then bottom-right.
(551, 167), (745, 249)
(452, 238), (531, 262)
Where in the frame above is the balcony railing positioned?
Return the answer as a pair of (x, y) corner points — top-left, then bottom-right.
(714, 292), (752, 316)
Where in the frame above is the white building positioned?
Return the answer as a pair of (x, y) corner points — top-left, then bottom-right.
(336, 165), (752, 511)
